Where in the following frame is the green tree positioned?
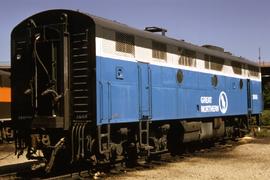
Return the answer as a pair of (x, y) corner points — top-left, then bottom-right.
(264, 85), (270, 109)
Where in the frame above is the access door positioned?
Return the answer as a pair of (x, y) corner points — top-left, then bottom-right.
(138, 63), (152, 119)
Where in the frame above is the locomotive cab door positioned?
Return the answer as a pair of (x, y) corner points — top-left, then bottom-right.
(32, 20), (70, 130)
(138, 62), (152, 119)
(12, 15), (71, 130)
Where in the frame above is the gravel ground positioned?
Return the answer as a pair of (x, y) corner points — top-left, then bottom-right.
(109, 136), (270, 180)
(0, 142), (29, 167)
(1, 133), (270, 179)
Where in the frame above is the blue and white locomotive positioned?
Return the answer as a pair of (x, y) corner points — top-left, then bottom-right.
(11, 9), (262, 171)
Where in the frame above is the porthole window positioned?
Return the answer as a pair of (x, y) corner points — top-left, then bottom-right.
(211, 75), (218, 87)
(239, 79), (243, 89)
(177, 69), (183, 83)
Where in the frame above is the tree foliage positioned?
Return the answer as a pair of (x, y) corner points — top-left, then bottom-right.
(263, 85), (270, 109)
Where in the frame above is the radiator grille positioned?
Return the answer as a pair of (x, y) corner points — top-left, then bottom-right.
(152, 41), (166, 60)
(115, 32), (135, 55)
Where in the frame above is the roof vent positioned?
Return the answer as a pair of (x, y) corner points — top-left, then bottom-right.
(224, 51), (232, 55)
(145, 26), (167, 36)
(202, 45), (224, 52)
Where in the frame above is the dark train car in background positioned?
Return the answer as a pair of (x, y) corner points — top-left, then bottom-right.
(0, 64), (13, 142)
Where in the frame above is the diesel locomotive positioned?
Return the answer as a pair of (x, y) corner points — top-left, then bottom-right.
(11, 9), (262, 172)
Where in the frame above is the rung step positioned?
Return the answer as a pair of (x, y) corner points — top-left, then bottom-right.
(73, 82), (87, 85)
(73, 75), (88, 78)
(73, 54), (88, 58)
(72, 33), (86, 36)
(72, 40), (88, 44)
(73, 89), (88, 92)
(73, 96), (88, 99)
(16, 40), (27, 44)
(72, 46), (88, 51)
(73, 68), (88, 71)
(74, 103), (88, 106)
(74, 110), (88, 113)
(73, 61), (88, 64)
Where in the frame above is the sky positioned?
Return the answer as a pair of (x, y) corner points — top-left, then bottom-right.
(1, 0), (270, 64)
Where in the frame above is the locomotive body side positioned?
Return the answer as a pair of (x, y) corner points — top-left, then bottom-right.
(95, 27), (262, 124)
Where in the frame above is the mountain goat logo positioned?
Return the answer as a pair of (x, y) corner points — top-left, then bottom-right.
(219, 91), (228, 114)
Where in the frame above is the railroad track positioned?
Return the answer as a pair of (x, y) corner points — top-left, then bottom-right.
(0, 161), (35, 179)
(0, 139), (238, 179)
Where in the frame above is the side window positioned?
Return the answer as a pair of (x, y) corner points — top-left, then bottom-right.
(178, 48), (196, 67)
(152, 41), (167, 60)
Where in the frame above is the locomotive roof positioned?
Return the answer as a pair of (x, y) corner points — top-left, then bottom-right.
(14, 9), (259, 67)
(89, 13), (258, 67)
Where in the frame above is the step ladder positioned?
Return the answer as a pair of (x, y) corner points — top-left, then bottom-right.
(139, 120), (152, 155)
(98, 124), (110, 154)
(71, 30), (90, 122)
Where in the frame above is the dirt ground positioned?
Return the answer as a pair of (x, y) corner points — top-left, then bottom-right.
(109, 136), (270, 180)
(1, 134), (270, 179)
(0, 142), (29, 167)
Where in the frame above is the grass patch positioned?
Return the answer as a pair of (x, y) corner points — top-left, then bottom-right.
(254, 128), (270, 137)
(261, 110), (270, 125)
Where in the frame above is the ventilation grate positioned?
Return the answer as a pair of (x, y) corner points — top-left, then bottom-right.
(152, 41), (166, 60)
(115, 32), (135, 55)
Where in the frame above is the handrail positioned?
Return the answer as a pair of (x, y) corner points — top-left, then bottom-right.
(108, 81), (112, 121)
(148, 66), (152, 119)
(99, 81), (103, 123)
